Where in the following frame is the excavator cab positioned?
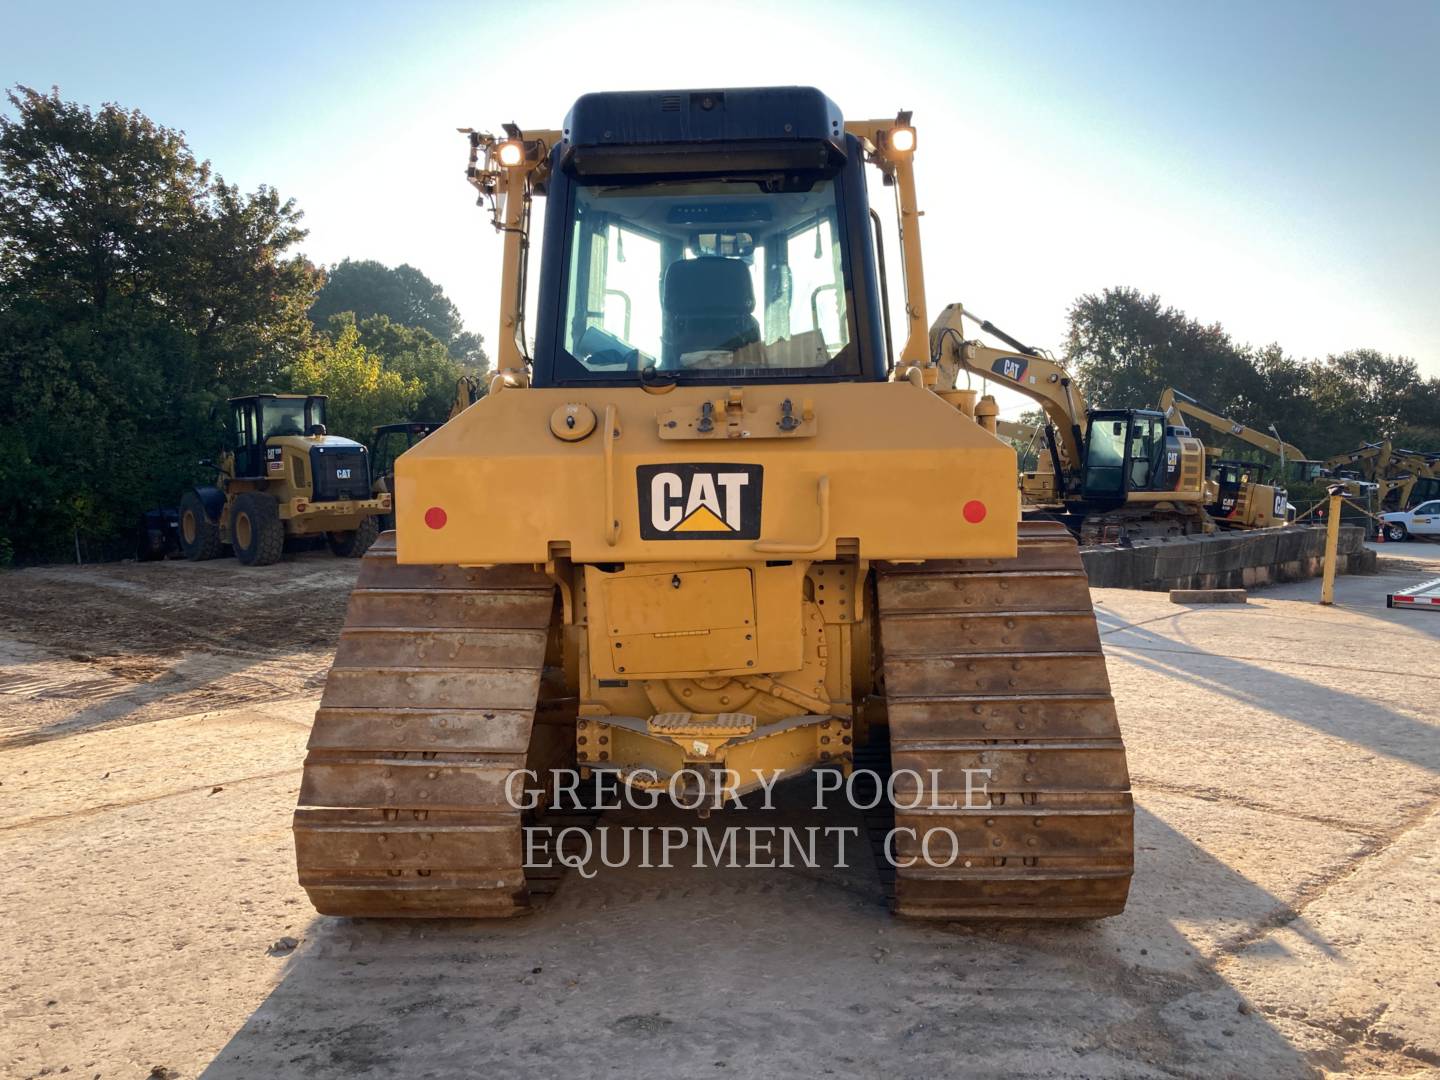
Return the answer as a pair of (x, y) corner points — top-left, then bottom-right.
(1208, 459), (1266, 518)
(1080, 409), (1181, 502)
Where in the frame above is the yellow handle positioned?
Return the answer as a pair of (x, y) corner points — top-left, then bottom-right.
(754, 475), (830, 554)
(603, 404), (620, 546)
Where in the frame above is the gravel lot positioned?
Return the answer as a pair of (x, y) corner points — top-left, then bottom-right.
(2, 544), (1437, 1079)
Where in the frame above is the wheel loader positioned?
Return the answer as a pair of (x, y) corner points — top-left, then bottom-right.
(179, 393), (391, 566)
(294, 88), (1134, 920)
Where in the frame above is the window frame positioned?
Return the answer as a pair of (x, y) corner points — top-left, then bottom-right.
(540, 166), (870, 387)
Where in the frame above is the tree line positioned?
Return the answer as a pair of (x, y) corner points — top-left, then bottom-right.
(1063, 288), (1439, 462)
(2, 89), (1434, 564)
(0, 87), (486, 564)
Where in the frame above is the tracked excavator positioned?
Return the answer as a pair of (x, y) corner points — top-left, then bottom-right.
(928, 311), (1211, 544)
(293, 88), (1133, 920)
(1157, 388), (1318, 529)
(1324, 441), (1440, 513)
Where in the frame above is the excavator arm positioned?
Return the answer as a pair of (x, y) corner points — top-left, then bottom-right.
(995, 418), (1042, 442)
(1325, 441), (1440, 510)
(929, 302), (1088, 479)
(451, 374), (483, 420)
(1158, 388), (1308, 469)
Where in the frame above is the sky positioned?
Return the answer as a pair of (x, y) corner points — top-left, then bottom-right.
(3, 0), (1438, 417)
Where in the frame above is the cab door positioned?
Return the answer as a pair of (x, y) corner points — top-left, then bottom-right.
(1082, 417), (1127, 498)
(1411, 501), (1440, 535)
(1124, 417), (1166, 493)
(232, 401), (263, 478)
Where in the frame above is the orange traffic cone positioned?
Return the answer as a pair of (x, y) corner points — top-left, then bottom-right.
(1376, 525), (1386, 543)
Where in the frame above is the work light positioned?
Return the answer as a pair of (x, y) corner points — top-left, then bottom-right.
(496, 140), (525, 167)
(889, 126), (916, 153)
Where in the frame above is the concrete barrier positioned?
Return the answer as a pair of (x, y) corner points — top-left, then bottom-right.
(1080, 525), (1377, 592)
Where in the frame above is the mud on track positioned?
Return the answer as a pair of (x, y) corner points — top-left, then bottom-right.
(0, 552), (359, 747)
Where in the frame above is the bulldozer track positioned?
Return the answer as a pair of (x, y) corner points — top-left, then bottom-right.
(874, 520), (1134, 919)
(297, 523), (1131, 920)
(293, 532), (570, 918)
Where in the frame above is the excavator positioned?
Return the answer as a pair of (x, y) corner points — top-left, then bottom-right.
(293, 88), (1133, 921)
(369, 375), (488, 527)
(994, 417), (1044, 472)
(1157, 388), (1317, 529)
(1324, 441), (1440, 513)
(928, 311), (1211, 544)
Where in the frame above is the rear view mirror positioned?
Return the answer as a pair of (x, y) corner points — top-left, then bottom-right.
(1112, 422), (1124, 436)
(690, 231), (755, 258)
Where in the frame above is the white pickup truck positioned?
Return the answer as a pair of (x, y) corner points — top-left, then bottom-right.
(1381, 499), (1440, 541)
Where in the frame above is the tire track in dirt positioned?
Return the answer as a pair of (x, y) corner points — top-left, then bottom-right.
(0, 554), (357, 748)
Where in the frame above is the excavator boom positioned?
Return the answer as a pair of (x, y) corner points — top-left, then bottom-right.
(1158, 388), (1309, 469)
(930, 302), (1088, 478)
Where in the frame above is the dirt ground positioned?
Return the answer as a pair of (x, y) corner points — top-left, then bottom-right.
(1, 543), (1438, 1079)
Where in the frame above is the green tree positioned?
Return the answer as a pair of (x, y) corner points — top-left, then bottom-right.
(351, 313), (466, 421)
(0, 85), (319, 561)
(287, 322), (420, 440)
(310, 258), (486, 368)
(1062, 287), (1439, 463)
(1307, 349), (1436, 457)
(1064, 287), (1260, 414)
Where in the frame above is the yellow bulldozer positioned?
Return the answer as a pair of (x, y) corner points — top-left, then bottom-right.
(179, 393), (391, 566)
(293, 89), (1133, 920)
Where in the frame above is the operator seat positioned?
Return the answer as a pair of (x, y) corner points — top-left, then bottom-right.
(660, 256), (761, 367)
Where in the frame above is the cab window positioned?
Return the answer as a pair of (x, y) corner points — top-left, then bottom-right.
(264, 400), (307, 439)
(233, 403), (258, 448)
(560, 176), (855, 378)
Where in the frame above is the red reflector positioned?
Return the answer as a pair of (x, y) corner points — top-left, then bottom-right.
(963, 500), (987, 524)
(424, 506), (447, 530)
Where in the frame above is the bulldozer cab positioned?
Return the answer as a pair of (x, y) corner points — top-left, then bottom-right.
(229, 394), (328, 478)
(1081, 410), (1177, 501)
(531, 88), (889, 387)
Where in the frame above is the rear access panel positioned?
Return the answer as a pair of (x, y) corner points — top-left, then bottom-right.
(608, 567), (755, 674)
(585, 561), (806, 679)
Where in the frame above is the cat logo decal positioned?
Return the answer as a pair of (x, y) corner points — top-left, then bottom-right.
(637, 464), (763, 540)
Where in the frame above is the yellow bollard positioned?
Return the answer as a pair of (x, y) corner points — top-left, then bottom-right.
(1320, 486), (1344, 606)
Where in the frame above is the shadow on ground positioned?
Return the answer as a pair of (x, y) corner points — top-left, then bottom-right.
(201, 788), (1319, 1080)
(1097, 609), (1440, 777)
